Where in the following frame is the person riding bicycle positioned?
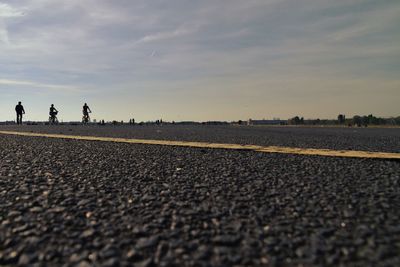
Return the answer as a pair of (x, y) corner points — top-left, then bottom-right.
(82, 103), (92, 123)
(49, 104), (58, 123)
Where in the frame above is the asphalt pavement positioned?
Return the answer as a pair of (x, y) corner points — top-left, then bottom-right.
(1, 124), (399, 153)
(0, 126), (399, 266)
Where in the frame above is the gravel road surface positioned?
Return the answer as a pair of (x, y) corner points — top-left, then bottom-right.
(0, 128), (399, 266)
(1, 125), (399, 153)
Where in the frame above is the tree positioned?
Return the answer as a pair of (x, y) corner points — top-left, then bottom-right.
(337, 114), (346, 124)
(289, 116), (301, 125)
(395, 117), (400, 125)
(353, 115), (362, 127)
(362, 116), (369, 127)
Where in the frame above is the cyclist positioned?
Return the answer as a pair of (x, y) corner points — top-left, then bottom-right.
(49, 104), (58, 124)
(82, 103), (92, 123)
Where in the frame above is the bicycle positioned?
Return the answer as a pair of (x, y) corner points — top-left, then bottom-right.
(49, 112), (59, 124)
(82, 113), (91, 124)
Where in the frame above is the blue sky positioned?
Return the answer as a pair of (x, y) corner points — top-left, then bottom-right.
(0, 0), (399, 122)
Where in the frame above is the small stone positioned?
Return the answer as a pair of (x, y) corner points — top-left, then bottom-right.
(75, 261), (92, 267)
(103, 258), (118, 267)
(260, 257), (269, 264)
(69, 253), (87, 263)
(49, 206), (65, 213)
(77, 199), (91, 206)
(8, 211), (21, 217)
(194, 245), (210, 260)
(142, 194), (156, 201)
(295, 247), (306, 257)
(12, 224), (28, 233)
(136, 236), (159, 249)
(126, 249), (139, 259)
(81, 229), (95, 238)
(29, 206), (43, 212)
(100, 245), (118, 259)
(18, 253), (33, 265)
(155, 242), (169, 263)
(136, 258), (154, 267)
(88, 253), (98, 261)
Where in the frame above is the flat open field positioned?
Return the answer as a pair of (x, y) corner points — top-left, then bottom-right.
(0, 125), (399, 266)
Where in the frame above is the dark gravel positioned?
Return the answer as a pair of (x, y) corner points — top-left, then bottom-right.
(0, 132), (399, 266)
(1, 124), (400, 153)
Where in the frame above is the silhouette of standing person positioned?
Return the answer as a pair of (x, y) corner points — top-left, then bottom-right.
(15, 101), (25, 125)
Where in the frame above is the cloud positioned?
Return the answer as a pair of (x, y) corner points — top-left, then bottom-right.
(0, 2), (24, 18)
(0, 22), (8, 43)
(134, 24), (198, 45)
(0, 2), (24, 43)
(0, 78), (82, 92)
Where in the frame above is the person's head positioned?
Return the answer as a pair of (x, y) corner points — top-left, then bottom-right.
(18, 101), (21, 105)
(84, 103), (87, 106)
(51, 104), (54, 107)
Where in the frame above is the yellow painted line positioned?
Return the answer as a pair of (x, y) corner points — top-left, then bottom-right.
(0, 130), (399, 160)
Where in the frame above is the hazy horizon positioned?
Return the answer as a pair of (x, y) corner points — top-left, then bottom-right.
(1, 0), (399, 122)
(1, 113), (400, 123)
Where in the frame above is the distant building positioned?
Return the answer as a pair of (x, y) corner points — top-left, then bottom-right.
(247, 119), (286, 126)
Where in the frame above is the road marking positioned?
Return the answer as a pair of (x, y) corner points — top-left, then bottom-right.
(0, 130), (399, 160)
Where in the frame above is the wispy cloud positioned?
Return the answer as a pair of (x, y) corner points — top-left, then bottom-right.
(0, 2), (24, 44)
(134, 25), (197, 45)
(0, 22), (8, 43)
(0, 78), (82, 92)
(0, 2), (24, 18)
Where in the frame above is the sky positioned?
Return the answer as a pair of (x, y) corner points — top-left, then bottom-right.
(0, 0), (399, 122)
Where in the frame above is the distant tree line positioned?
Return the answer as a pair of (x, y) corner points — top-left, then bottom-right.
(288, 116), (304, 125)
(287, 114), (400, 126)
(2, 114), (399, 127)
